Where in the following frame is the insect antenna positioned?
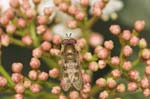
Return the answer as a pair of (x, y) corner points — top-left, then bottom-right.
(66, 33), (72, 39)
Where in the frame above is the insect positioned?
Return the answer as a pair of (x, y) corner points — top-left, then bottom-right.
(60, 34), (82, 91)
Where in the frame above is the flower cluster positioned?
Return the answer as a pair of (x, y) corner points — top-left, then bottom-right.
(0, 0), (149, 99)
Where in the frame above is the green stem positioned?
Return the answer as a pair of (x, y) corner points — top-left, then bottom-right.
(10, 37), (26, 47)
(87, 16), (99, 29)
(0, 65), (14, 87)
(30, 22), (40, 47)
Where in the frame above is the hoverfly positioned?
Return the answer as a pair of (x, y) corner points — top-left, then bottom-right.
(60, 34), (82, 91)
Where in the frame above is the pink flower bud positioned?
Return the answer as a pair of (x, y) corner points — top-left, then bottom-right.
(82, 73), (91, 83)
(81, 0), (89, 6)
(121, 30), (131, 41)
(77, 38), (86, 49)
(17, 18), (26, 28)
(0, 76), (7, 87)
(6, 24), (16, 34)
(59, 3), (68, 12)
(9, 0), (20, 8)
(30, 83), (41, 93)
(67, 20), (77, 29)
(1, 34), (10, 46)
(80, 91), (90, 99)
(88, 61), (98, 71)
(109, 25), (121, 35)
(134, 20), (145, 32)
(98, 60), (107, 69)
(83, 52), (92, 61)
(51, 86), (61, 94)
(33, 0), (41, 4)
(128, 70), (139, 80)
(141, 49), (150, 60)
(14, 83), (25, 94)
(111, 69), (122, 79)
(89, 33), (103, 47)
(116, 83), (125, 93)
(25, 9), (36, 19)
(58, 95), (67, 99)
(107, 78), (117, 89)
(0, 16), (9, 26)
(28, 70), (38, 80)
(36, 25), (46, 35)
(12, 73), (23, 83)
(110, 56), (120, 66)
(4, 8), (15, 19)
(32, 48), (43, 58)
(139, 38), (147, 48)
(22, 35), (32, 46)
(143, 88), (150, 97)
(52, 35), (62, 45)
(23, 80), (31, 88)
(42, 30), (53, 41)
(50, 48), (60, 56)
(146, 59), (150, 65)
(97, 48), (109, 59)
(94, 46), (103, 54)
(130, 36), (139, 46)
(75, 11), (85, 21)
(122, 61), (132, 71)
(37, 15), (47, 25)
(145, 66), (150, 75)
(127, 82), (138, 91)
(96, 78), (106, 88)
(12, 62), (23, 73)
(41, 41), (51, 51)
(38, 72), (48, 81)
(44, 7), (53, 16)
(140, 77), (149, 89)
(99, 90), (108, 99)
(82, 83), (91, 93)
(69, 91), (79, 99)
(104, 40), (114, 50)
(49, 68), (59, 78)
(122, 45), (133, 57)
(29, 57), (41, 69)
(68, 5), (78, 15)
(14, 94), (24, 99)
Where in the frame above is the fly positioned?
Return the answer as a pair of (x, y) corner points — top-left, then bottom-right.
(60, 34), (82, 91)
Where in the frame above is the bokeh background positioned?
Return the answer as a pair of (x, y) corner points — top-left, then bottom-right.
(1, 0), (150, 99)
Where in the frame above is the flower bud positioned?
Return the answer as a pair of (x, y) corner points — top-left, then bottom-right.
(49, 68), (59, 78)
(145, 66), (150, 75)
(82, 73), (91, 83)
(58, 95), (66, 99)
(52, 35), (62, 45)
(30, 83), (41, 93)
(109, 25), (121, 35)
(122, 61), (132, 71)
(37, 15), (47, 25)
(12, 73), (23, 83)
(23, 80), (31, 89)
(59, 3), (68, 12)
(83, 52), (92, 61)
(107, 78), (117, 89)
(127, 82), (138, 91)
(140, 77), (149, 89)
(12, 62), (23, 73)
(14, 83), (25, 94)
(1, 34), (10, 46)
(89, 33), (103, 47)
(28, 70), (38, 80)
(81, 0), (89, 6)
(38, 72), (48, 81)
(69, 91), (79, 99)
(41, 41), (51, 51)
(42, 30), (53, 41)
(32, 48), (43, 58)
(22, 35), (32, 46)
(6, 24), (16, 34)
(96, 78), (106, 88)
(88, 61), (98, 71)
(110, 56), (120, 66)
(98, 60), (107, 69)
(29, 57), (41, 69)
(121, 30), (131, 41)
(99, 90), (109, 99)
(130, 36), (139, 46)
(17, 18), (26, 28)
(128, 70), (139, 80)
(97, 48), (109, 59)
(111, 69), (122, 79)
(143, 88), (150, 97)
(116, 83), (125, 93)
(0, 76), (7, 87)
(141, 49), (150, 60)
(104, 40), (114, 50)
(139, 38), (147, 48)
(134, 20), (145, 32)
(51, 86), (61, 94)
(122, 45), (133, 57)
(14, 94), (24, 99)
